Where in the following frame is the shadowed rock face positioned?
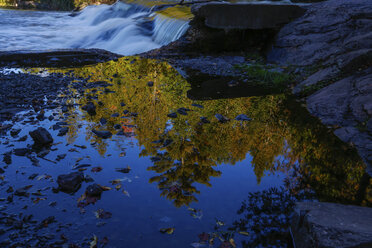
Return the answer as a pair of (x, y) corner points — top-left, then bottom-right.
(191, 2), (306, 30)
(268, 0), (372, 173)
(291, 202), (372, 248)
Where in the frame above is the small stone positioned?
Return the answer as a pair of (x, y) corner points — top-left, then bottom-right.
(57, 172), (84, 193)
(29, 127), (53, 145)
(147, 81), (154, 87)
(235, 114), (252, 121)
(13, 148), (31, 156)
(17, 135), (27, 142)
(92, 129), (112, 139)
(85, 183), (103, 197)
(57, 127), (69, 136)
(167, 112), (177, 118)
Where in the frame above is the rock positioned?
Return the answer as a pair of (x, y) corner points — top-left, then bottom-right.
(0, 168), (4, 174)
(29, 127), (53, 145)
(57, 172), (84, 193)
(167, 112), (177, 118)
(82, 102), (96, 115)
(113, 124), (121, 129)
(10, 129), (21, 137)
(235, 114), (252, 121)
(115, 166), (131, 173)
(13, 148), (31, 156)
(191, 2), (306, 30)
(191, 103), (204, 109)
(14, 186), (32, 197)
(177, 108), (190, 116)
(291, 202), (372, 248)
(17, 135), (27, 142)
(57, 127), (69, 136)
(200, 117), (210, 124)
(92, 129), (112, 139)
(111, 113), (119, 117)
(147, 81), (154, 87)
(215, 114), (229, 123)
(99, 118), (107, 125)
(3, 152), (11, 165)
(85, 183), (103, 197)
(56, 154), (66, 161)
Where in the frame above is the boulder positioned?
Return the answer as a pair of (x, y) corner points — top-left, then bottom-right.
(29, 127), (53, 145)
(57, 172), (84, 193)
(291, 202), (372, 248)
(191, 2), (306, 30)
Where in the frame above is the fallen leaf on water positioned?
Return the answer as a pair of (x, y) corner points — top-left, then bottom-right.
(36, 174), (52, 181)
(98, 185), (112, 191)
(90, 235), (98, 248)
(76, 157), (84, 163)
(77, 193), (87, 203)
(94, 209), (112, 219)
(229, 238), (236, 248)
(33, 197), (46, 204)
(91, 167), (103, 173)
(110, 179), (124, 185)
(238, 231), (249, 236)
(115, 184), (122, 190)
(159, 227), (175, 234)
(122, 190), (130, 197)
(115, 166), (131, 173)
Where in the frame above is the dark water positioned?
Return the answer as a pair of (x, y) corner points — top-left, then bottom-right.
(0, 57), (371, 248)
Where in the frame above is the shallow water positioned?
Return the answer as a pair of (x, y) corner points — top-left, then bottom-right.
(0, 2), (189, 55)
(0, 57), (371, 247)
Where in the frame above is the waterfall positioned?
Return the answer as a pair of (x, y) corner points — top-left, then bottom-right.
(0, 1), (190, 55)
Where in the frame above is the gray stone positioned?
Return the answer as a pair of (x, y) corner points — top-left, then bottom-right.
(57, 172), (84, 193)
(191, 3), (306, 30)
(29, 127), (53, 145)
(291, 202), (372, 248)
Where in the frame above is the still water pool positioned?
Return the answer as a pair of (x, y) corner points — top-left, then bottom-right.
(0, 57), (370, 248)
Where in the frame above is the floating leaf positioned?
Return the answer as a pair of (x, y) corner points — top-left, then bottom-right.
(91, 167), (103, 173)
(238, 231), (249, 236)
(33, 197), (46, 204)
(122, 190), (130, 197)
(229, 238), (236, 248)
(90, 235), (98, 248)
(94, 209), (112, 219)
(98, 185), (112, 191)
(115, 166), (131, 173)
(110, 179), (124, 185)
(115, 184), (122, 190)
(159, 227), (175, 234)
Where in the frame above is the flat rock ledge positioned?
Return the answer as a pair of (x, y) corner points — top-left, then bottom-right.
(291, 202), (372, 248)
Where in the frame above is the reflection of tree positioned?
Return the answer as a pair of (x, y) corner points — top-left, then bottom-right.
(45, 56), (371, 207)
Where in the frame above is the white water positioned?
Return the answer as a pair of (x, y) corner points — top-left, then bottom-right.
(0, 2), (189, 55)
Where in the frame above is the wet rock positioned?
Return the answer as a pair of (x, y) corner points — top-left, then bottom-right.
(167, 112), (177, 118)
(3, 152), (12, 165)
(130, 112), (138, 117)
(120, 102), (126, 107)
(235, 114), (252, 121)
(215, 114), (229, 123)
(92, 129), (112, 139)
(123, 110), (130, 115)
(13, 148), (31, 156)
(84, 174), (94, 183)
(0, 168), (4, 174)
(17, 135), (27, 142)
(36, 111), (45, 121)
(200, 117), (210, 124)
(111, 113), (119, 117)
(29, 127), (53, 145)
(99, 118), (107, 125)
(82, 102), (96, 115)
(115, 166), (131, 173)
(85, 183), (103, 197)
(14, 186), (32, 197)
(10, 129), (21, 137)
(61, 106), (68, 113)
(147, 81), (154, 87)
(291, 202), (372, 248)
(177, 108), (190, 115)
(57, 172), (84, 193)
(57, 127), (69, 136)
(52, 124), (61, 130)
(56, 121), (68, 126)
(56, 154), (66, 161)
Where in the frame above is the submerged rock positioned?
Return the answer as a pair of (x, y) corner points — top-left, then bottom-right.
(92, 129), (112, 139)
(57, 172), (84, 193)
(29, 127), (53, 145)
(85, 183), (103, 197)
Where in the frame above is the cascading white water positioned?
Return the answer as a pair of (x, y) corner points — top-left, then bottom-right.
(0, 1), (190, 55)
